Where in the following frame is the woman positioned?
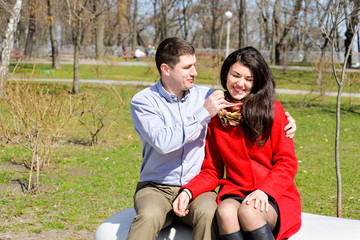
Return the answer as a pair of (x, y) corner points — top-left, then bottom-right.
(173, 47), (301, 240)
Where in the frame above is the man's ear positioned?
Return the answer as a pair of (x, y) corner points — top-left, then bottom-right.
(160, 63), (170, 76)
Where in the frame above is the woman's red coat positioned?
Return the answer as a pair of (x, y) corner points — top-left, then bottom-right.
(183, 100), (301, 240)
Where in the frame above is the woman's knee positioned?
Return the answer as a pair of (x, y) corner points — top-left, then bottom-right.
(237, 203), (268, 231)
(238, 203), (261, 219)
(216, 200), (239, 221)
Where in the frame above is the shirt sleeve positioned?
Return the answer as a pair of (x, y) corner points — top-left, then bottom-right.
(257, 101), (298, 201)
(181, 122), (224, 199)
(131, 93), (211, 155)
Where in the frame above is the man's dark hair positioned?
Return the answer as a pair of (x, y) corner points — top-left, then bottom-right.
(155, 37), (195, 75)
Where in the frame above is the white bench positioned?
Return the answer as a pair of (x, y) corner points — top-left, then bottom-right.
(95, 208), (360, 240)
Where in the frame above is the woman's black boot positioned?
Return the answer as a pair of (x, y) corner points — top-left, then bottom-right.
(220, 230), (244, 240)
(242, 224), (275, 240)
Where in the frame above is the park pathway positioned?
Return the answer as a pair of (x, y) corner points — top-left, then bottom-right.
(10, 78), (360, 99)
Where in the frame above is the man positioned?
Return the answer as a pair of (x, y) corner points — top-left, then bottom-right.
(128, 37), (296, 240)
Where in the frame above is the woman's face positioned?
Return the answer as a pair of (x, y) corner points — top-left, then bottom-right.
(226, 62), (254, 101)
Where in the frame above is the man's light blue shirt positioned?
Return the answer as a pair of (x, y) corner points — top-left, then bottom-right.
(131, 79), (214, 186)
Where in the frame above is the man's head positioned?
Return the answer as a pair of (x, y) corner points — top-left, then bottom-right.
(155, 37), (197, 99)
(155, 37), (195, 75)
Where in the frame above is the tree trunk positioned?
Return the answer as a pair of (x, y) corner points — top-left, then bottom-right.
(335, 79), (342, 218)
(210, 14), (217, 49)
(270, 0), (281, 64)
(72, 19), (81, 94)
(180, 0), (192, 41)
(238, 0), (246, 48)
(0, 0), (23, 97)
(261, 0), (271, 50)
(16, 18), (27, 52)
(272, 0), (302, 65)
(344, 29), (353, 68)
(336, 22), (359, 218)
(131, 0), (138, 51)
(95, 0), (106, 59)
(358, 29), (360, 54)
(160, 0), (168, 41)
(152, 0), (160, 45)
(316, 38), (329, 86)
(47, 0), (61, 69)
(275, 43), (286, 66)
(24, 8), (36, 57)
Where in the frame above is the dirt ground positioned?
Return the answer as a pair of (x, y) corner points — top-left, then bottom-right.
(0, 229), (94, 240)
(0, 162), (96, 240)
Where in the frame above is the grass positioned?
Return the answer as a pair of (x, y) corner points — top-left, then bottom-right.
(1, 63), (360, 236)
(9, 62), (159, 83)
(8, 60), (360, 93)
(277, 94), (360, 218)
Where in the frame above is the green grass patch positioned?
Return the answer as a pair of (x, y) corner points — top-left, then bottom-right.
(9, 62), (360, 93)
(9, 63), (159, 83)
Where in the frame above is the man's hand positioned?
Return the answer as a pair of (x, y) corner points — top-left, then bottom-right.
(172, 191), (190, 217)
(204, 90), (236, 118)
(284, 112), (296, 138)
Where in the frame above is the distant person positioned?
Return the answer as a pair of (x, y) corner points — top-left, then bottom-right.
(173, 47), (301, 240)
(135, 47), (141, 62)
(145, 44), (153, 61)
(151, 45), (156, 59)
(128, 38), (297, 240)
(122, 41), (127, 54)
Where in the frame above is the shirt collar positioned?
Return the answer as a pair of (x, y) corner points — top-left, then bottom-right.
(156, 79), (190, 102)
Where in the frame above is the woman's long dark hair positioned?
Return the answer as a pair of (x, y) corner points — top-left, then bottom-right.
(220, 46), (275, 147)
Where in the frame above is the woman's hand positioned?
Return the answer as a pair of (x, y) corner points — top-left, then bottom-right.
(172, 190), (190, 217)
(243, 189), (269, 212)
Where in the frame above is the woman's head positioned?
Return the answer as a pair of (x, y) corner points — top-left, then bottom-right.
(220, 46), (275, 100)
(220, 47), (275, 147)
(223, 61), (254, 102)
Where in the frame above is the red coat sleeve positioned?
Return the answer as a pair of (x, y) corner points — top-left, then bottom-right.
(181, 121), (224, 199)
(256, 101), (298, 201)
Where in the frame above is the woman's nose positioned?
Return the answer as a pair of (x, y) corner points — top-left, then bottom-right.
(236, 77), (245, 86)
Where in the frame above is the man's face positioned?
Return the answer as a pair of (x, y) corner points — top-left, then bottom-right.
(163, 54), (198, 97)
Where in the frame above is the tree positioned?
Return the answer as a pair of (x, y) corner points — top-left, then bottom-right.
(66, 0), (98, 94)
(344, 0), (360, 67)
(131, 0), (138, 50)
(95, 0), (106, 59)
(108, 0), (129, 50)
(313, 0), (334, 86)
(237, 0), (246, 48)
(297, 0), (313, 63)
(148, 0), (178, 43)
(196, 0), (230, 49)
(272, 0), (303, 66)
(0, 0), (23, 98)
(68, 0), (86, 94)
(47, 0), (61, 69)
(177, 0), (194, 41)
(24, 0), (37, 57)
(322, 0), (360, 218)
(258, 0), (271, 50)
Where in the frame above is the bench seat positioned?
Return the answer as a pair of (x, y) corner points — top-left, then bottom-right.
(95, 207), (360, 240)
